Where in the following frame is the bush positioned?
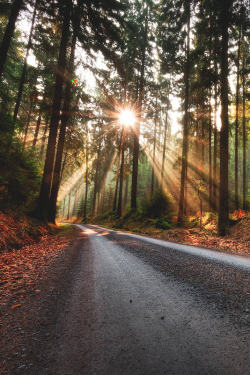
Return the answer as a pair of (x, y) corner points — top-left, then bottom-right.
(0, 128), (42, 210)
(153, 218), (172, 230)
(141, 189), (173, 219)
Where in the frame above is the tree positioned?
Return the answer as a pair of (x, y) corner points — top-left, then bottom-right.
(13, 0), (38, 120)
(218, 0), (232, 236)
(35, 0), (71, 220)
(177, 0), (191, 226)
(0, 0), (23, 79)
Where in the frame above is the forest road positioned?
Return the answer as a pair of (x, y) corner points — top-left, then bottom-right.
(41, 224), (249, 375)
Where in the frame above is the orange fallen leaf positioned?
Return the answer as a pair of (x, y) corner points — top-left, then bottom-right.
(11, 304), (21, 309)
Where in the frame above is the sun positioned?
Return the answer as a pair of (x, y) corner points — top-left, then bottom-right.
(118, 109), (136, 127)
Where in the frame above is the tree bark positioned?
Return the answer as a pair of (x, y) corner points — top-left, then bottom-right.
(67, 191), (71, 220)
(39, 119), (49, 159)
(92, 135), (102, 216)
(35, 0), (71, 221)
(234, 26), (241, 210)
(242, 51), (247, 210)
(33, 108), (42, 147)
(151, 106), (157, 195)
(161, 100), (169, 189)
(83, 133), (89, 222)
(0, 0), (23, 79)
(218, 0), (231, 236)
(23, 100), (33, 148)
(177, 0), (190, 226)
(212, 60), (218, 211)
(13, 0), (37, 120)
(47, 24), (77, 223)
(113, 144), (121, 212)
(117, 129), (125, 216)
(131, 4), (148, 210)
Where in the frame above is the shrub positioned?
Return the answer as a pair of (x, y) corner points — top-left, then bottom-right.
(153, 218), (172, 230)
(0, 128), (42, 210)
(141, 189), (173, 219)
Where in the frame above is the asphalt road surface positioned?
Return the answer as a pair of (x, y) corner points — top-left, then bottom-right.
(5, 224), (249, 375)
(41, 224), (249, 375)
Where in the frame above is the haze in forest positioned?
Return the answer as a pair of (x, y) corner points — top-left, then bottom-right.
(0, 0), (249, 237)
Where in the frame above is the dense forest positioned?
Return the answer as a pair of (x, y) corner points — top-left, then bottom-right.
(0, 0), (249, 237)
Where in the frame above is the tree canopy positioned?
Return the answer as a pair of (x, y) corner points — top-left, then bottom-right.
(0, 0), (249, 236)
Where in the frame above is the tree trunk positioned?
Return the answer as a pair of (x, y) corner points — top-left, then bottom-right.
(242, 51), (247, 210)
(151, 107), (157, 195)
(113, 149), (121, 212)
(234, 26), (241, 210)
(123, 166), (129, 211)
(67, 191), (71, 220)
(23, 100), (33, 148)
(33, 109), (42, 147)
(35, 0), (71, 221)
(208, 28), (212, 214)
(0, 0), (23, 79)
(13, 0), (37, 120)
(131, 4), (148, 210)
(209, 98), (212, 213)
(212, 61), (218, 211)
(161, 100), (169, 189)
(218, 0), (231, 236)
(62, 197), (66, 218)
(178, 0), (190, 226)
(92, 137), (102, 216)
(47, 25), (77, 223)
(83, 136), (89, 222)
(117, 130), (125, 216)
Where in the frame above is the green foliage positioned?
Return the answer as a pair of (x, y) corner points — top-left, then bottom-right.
(153, 218), (172, 230)
(141, 189), (173, 219)
(0, 119), (42, 210)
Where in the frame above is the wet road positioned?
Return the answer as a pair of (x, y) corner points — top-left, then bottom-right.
(48, 224), (250, 375)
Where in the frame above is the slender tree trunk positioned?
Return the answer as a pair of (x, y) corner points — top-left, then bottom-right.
(33, 110), (42, 147)
(161, 100), (169, 189)
(67, 191), (71, 220)
(117, 130), (125, 216)
(47, 26), (77, 223)
(113, 153), (121, 212)
(195, 115), (199, 157)
(62, 197), (66, 218)
(73, 187), (78, 216)
(13, 0), (37, 120)
(209, 97), (212, 213)
(59, 149), (68, 186)
(39, 119), (49, 159)
(23, 101), (33, 148)
(151, 107), (157, 195)
(131, 4), (148, 210)
(178, 0), (190, 226)
(234, 27), (241, 210)
(83, 138), (89, 222)
(218, 0), (231, 236)
(0, 0), (23, 79)
(123, 166), (129, 210)
(92, 139), (102, 216)
(113, 133), (123, 212)
(35, 0), (71, 220)
(201, 118), (205, 175)
(242, 52), (247, 210)
(208, 29), (212, 214)
(213, 61), (218, 211)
